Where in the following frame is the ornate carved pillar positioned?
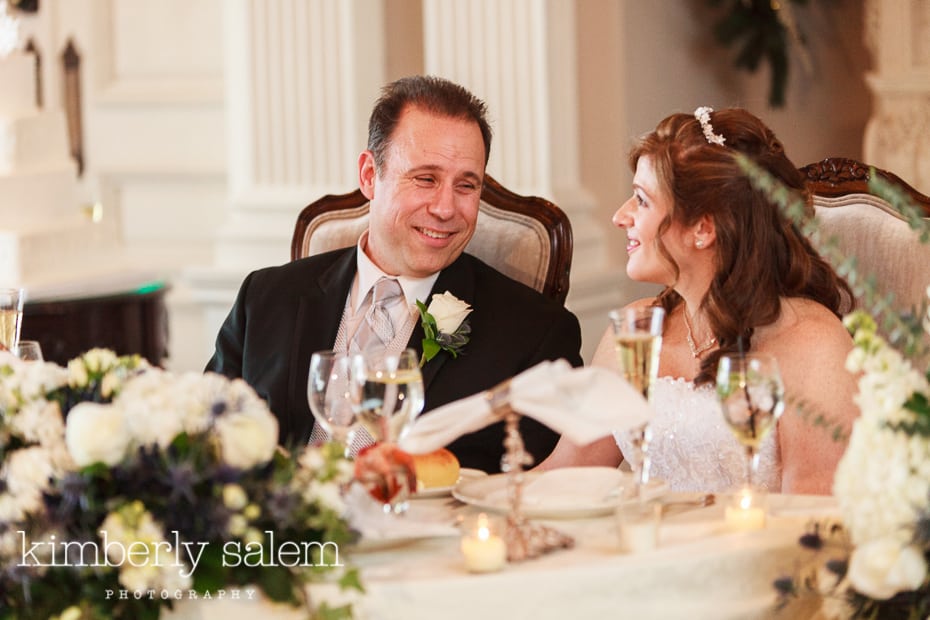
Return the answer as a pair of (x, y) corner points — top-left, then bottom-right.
(422, 0), (619, 357)
(863, 0), (930, 193)
(182, 0), (387, 368)
(214, 0), (386, 269)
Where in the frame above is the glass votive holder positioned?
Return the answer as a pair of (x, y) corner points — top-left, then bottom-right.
(460, 512), (507, 573)
(616, 499), (661, 553)
(724, 487), (767, 531)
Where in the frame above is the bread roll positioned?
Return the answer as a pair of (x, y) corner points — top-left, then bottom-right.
(412, 448), (461, 489)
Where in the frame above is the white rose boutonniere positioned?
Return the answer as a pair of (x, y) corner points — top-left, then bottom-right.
(416, 291), (473, 366)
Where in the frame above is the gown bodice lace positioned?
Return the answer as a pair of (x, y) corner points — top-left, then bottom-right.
(613, 376), (782, 493)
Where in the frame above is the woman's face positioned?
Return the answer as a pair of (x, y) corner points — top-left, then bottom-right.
(613, 155), (690, 285)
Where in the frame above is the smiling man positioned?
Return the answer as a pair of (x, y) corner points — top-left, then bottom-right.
(206, 76), (582, 472)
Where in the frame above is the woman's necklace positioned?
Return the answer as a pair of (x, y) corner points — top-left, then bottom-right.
(683, 309), (717, 359)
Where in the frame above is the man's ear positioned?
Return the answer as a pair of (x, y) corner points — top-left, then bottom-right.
(358, 150), (376, 200)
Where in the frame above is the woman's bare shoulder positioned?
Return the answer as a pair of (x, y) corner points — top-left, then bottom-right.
(756, 297), (853, 372)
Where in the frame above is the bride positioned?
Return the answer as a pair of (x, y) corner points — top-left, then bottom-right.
(541, 107), (858, 495)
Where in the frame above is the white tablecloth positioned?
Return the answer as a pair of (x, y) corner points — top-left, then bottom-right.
(167, 492), (836, 620)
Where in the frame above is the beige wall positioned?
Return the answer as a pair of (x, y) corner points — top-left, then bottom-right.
(377, 0), (871, 314)
(576, 0), (871, 308)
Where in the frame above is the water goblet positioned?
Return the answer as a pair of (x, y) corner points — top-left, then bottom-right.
(0, 288), (25, 354)
(307, 350), (358, 456)
(608, 306), (665, 497)
(716, 352), (785, 492)
(14, 340), (43, 361)
(349, 348), (425, 514)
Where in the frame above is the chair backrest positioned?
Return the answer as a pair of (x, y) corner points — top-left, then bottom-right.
(291, 175), (574, 304)
(800, 157), (930, 316)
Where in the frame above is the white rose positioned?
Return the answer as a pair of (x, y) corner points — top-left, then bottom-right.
(426, 291), (472, 334)
(214, 411), (278, 469)
(66, 402), (131, 467)
(848, 538), (928, 600)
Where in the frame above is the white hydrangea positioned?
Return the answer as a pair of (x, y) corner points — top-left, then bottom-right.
(0, 446), (55, 520)
(0, 356), (68, 415)
(834, 418), (929, 546)
(10, 399), (65, 447)
(847, 538), (928, 600)
(101, 502), (191, 594)
(298, 447), (326, 472)
(118, 369), (191, 448)
(304, 479), (346, 515)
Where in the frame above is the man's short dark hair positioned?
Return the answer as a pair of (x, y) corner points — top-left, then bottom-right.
(367, 75), (492, 172)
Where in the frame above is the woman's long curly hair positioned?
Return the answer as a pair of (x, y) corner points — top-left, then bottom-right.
(630, 108), (853, 385)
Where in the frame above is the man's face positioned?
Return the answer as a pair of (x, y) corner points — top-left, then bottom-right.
(358, 105), (486, 278)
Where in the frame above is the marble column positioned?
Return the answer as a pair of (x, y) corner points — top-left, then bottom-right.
(863, 0), (930, 193)
(180, 0), (386, 369)
(422, 0), (620, 358)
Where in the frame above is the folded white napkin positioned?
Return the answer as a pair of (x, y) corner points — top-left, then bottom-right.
(399, 359), (652, 454)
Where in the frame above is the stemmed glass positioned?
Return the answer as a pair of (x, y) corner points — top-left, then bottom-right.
(0, 288), (25, 354)
(14, 340), (43, 361)
(608, 306), (665, 498)
(307, 350), (358, 456)
(349, 348), (425, 514)
(716, 353), (785, 491)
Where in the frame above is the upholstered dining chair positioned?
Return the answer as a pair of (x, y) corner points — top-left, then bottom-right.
(800, 157), (930, 316)
(291, 175), (573, 304)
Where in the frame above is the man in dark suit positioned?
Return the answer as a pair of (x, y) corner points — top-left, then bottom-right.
(207, 75), (582, 472)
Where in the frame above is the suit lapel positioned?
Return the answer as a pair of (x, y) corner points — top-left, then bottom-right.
(414, 256), (476, 392)
(287, 249), (357, 434)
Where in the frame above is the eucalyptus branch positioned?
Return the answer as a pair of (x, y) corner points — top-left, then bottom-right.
(785, 392), (849, 443)
(735, 154), (929, 359)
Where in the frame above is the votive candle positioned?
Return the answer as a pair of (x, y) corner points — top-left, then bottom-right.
(725, 489), (766, 531)
(461, 513), (506, 573)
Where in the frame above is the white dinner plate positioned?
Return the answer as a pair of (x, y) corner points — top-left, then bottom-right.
(452, 466), (667, 519)
(412, 467), (488, 499)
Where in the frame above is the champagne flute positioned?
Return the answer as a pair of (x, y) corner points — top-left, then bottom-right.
(716, 353), (785, 491)
(608, 306), (665, 497)
(308, 350), (358, 455)
(350, 348), (425, 514)
(0, 288), (25, 354)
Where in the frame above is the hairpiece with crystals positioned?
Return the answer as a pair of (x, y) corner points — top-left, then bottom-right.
(694, 106), (726, 146)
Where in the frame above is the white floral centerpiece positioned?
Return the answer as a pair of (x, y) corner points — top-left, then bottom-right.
(775, 308), (930, 619)
(0, 349), (359, 619)
(739, 156), (930, 618)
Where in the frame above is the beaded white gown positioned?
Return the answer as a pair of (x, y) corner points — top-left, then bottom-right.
(614, 376), (782, 493)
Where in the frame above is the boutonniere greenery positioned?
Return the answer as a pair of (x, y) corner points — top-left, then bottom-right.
(416, 291), (473, 367)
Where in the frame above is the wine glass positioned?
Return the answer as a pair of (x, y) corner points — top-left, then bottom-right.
(349, 348), (425, 514)
(14, 340), (43, 361)
(608, 306), (665, 497)
(0, 288), (25, 354)
(716, 353), (785, 491)
(308, 350), (358, 455)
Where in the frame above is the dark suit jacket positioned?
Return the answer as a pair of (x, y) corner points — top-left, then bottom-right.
(206, 248), (584, 472)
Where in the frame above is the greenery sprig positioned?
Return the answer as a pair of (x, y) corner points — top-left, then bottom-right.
(735, 153), (930, 360)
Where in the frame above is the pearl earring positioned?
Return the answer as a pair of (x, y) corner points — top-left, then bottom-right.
(695, 239), (704, 249)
